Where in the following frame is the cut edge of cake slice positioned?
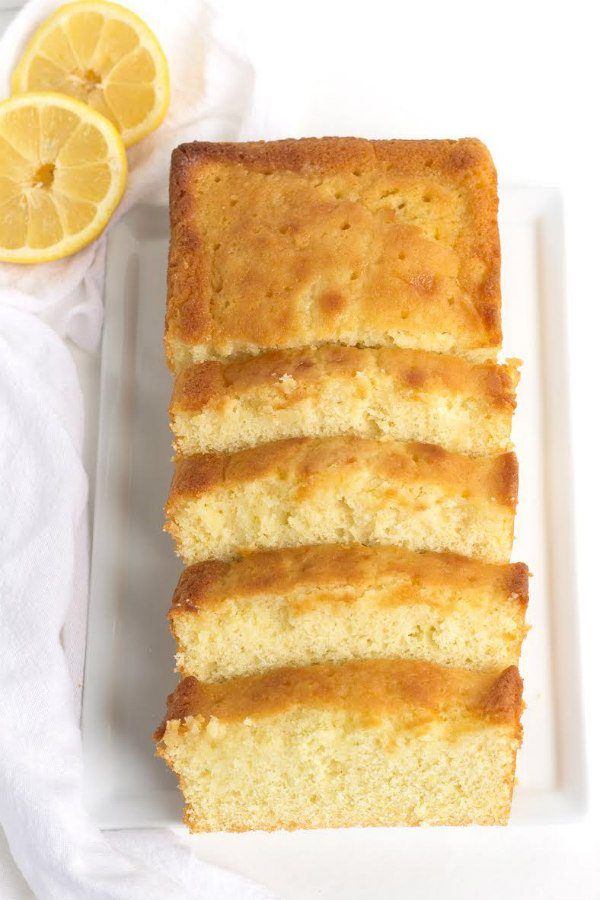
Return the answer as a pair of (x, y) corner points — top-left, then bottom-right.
(154, 659), (524, 831)
(170, 345), (520, 457)
(164, 436), (518, 564)
(169, 544), (529, 681)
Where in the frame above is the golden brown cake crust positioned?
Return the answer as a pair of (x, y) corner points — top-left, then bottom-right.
(170, 545), (529, 613)
(165, 436), (518, 511)
(171, 137), (494, 178)
(154, 660), (523, 738)
(166, 137), (501, 365)
(170, 345), (519, 414)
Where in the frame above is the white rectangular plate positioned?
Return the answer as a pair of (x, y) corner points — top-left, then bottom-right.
(82, 189), (586, 844)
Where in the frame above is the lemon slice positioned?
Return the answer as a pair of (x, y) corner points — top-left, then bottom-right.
(0, 92), (127, 264)
(11, 0), (169, 148)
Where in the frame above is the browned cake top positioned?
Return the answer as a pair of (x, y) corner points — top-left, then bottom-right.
(166, 436), (518, 510)
(155, 660), (523, 736)
(170, 344), (518, 414)
(166, 137), (501, 364)
(170, 544), (529, 613)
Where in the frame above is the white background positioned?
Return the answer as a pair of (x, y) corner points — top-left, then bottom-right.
(1, 0), (599, 897)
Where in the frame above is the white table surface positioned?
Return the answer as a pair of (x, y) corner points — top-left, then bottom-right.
(1, 0), (599, 897)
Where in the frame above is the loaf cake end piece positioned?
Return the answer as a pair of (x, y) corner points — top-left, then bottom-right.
(166, 137), (501, 369)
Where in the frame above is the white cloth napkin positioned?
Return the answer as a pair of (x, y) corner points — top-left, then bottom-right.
(0, 1), (290, 896)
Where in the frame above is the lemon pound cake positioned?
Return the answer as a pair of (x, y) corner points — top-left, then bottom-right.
(165, 137), (501, 370)
(169, 545), (529, 682)
(165, 436), (518, 565)
(170, 346), (519, 457)
(155, 659), (524, 831)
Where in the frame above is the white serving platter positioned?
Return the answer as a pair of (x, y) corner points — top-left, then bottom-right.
(81, 188), (587, 855)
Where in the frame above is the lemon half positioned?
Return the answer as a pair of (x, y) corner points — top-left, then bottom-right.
(0, 92), (127, 264)
(11, 0), (169, 148)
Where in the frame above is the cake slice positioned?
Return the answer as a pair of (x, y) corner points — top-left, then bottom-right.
(155, 659), (523, 831)
(165, 436), (518, 564)
(170, 345), (519, 457)
(169, 545), (529, 682)
(166, 137), (501, 370)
